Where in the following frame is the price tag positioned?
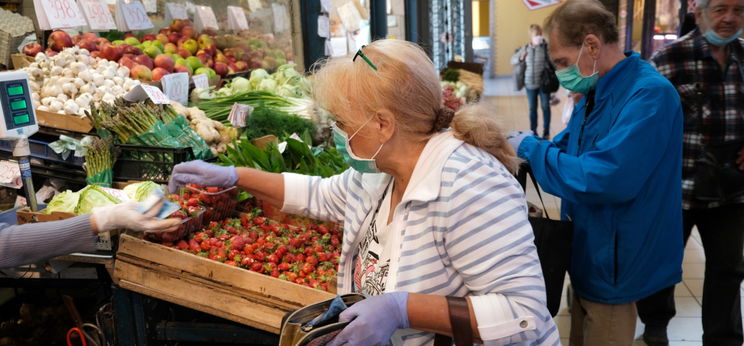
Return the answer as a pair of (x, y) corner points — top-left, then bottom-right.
(0, 161), (22, 189)
(34, 0), (88, 30)
(160, 72), (189, 105)
(320, 0), (332, 14)
(124, 84), (170, 104)
(165, 2), (187, 22)
(118, 0), (152, 31)
(143, 0), (156, 13)
(247, 0), (262, 12)
(227, 6), (248, 32)
(79, 0), (116, 31)
(228, 103), (252, 128)
(194, 5), (218, 32)
(192, 73), (209, 89)
(272, 3), (288, 33)
(317, 15), (330, 38)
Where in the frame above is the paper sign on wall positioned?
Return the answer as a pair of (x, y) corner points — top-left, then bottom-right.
(227, 6), (248, 32)
(271, 3), (288, 33)
(317, 15), (330, 38)
(124, 84), (170, 104)
(192, 74), (209, 89)
(143, 0), (156, 13)
(247, 0), (262, 12)
(194, 5), (218, 32)
(320, 0), (332, 14)
(79, 0), (116, 31)
(115, 0), (153, 31)
(164, 2), (187, 23)
(34, 0), (88, 30)
(160, 72), (189, 105)
(337, 2), (362, 32)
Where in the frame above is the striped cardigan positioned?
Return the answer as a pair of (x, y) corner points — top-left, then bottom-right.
(282, 131), (560, 345)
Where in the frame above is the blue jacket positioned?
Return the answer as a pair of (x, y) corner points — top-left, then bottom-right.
(518, 52), (684, 304)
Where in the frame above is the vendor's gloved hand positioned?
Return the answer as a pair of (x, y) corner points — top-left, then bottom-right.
(328, 292), (409, 346)
(506, 130), (536, 153)
(168, 160), (238, 193)
(92, 201), (180, 233)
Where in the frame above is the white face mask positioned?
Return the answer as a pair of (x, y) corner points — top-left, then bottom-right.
(532, 35), (543, 45)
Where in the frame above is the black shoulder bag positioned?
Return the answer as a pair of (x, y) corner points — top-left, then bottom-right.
(540, 44), (560, 93)
(691, 55), (744, 202)
(516, 163), (572, 316)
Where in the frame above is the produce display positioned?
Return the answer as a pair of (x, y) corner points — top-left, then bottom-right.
(23, 47), (140, 116)
(178, 184), (238, 224)
(45, 185), (120, 215)
(170, 101), (237, 155)
(442, 82), (465, 112)
(0, 8), (33, 37)
(163, 212), (341, 291)
(83, 137), (114, 187)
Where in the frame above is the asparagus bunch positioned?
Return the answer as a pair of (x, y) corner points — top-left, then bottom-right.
(83, 137), (114, 182)
(87, 99), (180, 143)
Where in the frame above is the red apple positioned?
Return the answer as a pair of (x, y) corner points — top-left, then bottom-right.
(122, 33), (136, 39)
(121, 44), (142, 55)
(222, 47), (243, 60)
(95, 37), (110, 46)
(151, 67), (170, 81)
(159, 27), (169, 35)
(180, 26), (195, 39)
(75, 38), (97, 52)
(234, 61), (248, 71)
(156, 33), (169, 45)
(163, 43), (177, 54)
(174, 64), (192, 76)
(134, 54), (154, 69)
(167, 33), (180, 44)
(118, 56), (137, 69)
(201, 43), (217, 56)
(22, 43), (42, 56)
(196, 52), (211, 65)
(197, 34), (214, 48)
(176, 48), (191, 58)
(154, 54), (175, 72)
(213, 62), (228, 76)
(48, 30), (73, 52)
(99, 44), (122, 61)
(89, 51), (100, 59)
(131, 65), (152, 80)
(142, 34), (157, 42)
(170, 19), (186, 32)
(81, 32), (97, 40)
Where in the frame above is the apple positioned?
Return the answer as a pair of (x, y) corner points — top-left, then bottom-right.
(154, 54), (175, 72)
(196, 52), (211, 65)
(130, 65), (152, 80)
(151, 67), (170, 81)
(176, 48), (191, 58)
(222, 48), (243, 60)
(200, 43), (217, 56)
(22, 43), (42, 56)
(170, 19), (186, 32)
(174, 64), (193, 76)
(214, 51), (228, 63)
(197, 34), (214, 49)
(123, 33), (136, 39)
(159, 27), (169, 35)
(143, 45), (162, 58)
(181, 39), (198, 55)
(48, 30), (73, 52)
(75, 39), (97, 52)
(88, 51), (99, 59)
(194, 67), (219, 85)
(112, 40), (125, 46)
(121, 44), (142, 55)
(95, 37), (110, 46)
(180, 26), (196, 39)
(167, 33), (180, 45)
(156, 33), (169, 45)
(185, 56), (203, 71)
(134, 55), (154, 69)
(99, 44), (122, 61)
(233, 61), (248, 71)
(163, 43), (177, 54)
(80, 32), (97, 41)
(150, 40), (164, 51)
(124, 37), (140, 46)
(118, 56), (137, 69)
(142, 34), (157, 42)
(213, 62), (228, 76)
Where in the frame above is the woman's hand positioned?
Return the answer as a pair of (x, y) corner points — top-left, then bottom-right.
(91, 201), (181, 234)
(328, 292), (409, 346)
(168, 160), (239, 193)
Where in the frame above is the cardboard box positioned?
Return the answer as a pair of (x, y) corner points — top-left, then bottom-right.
(35, 109), (93, 133)
(114, 234), (335, 333)
(11, 53), (33, 69)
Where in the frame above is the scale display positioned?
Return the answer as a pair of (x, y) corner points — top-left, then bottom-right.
(0, 71), (37, 139)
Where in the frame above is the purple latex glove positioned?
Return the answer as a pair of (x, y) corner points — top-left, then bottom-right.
(327, 292), (409, 346)
(168, 160), (239, 193)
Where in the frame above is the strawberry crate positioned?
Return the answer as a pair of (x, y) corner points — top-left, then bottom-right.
(144, 207), (204, 243)
(184, 185), (238, 225)
(113, 233), (335, 333)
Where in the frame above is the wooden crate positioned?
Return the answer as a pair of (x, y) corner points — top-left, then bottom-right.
(114, 234), (335, 333)
(36, 109), (93, 133)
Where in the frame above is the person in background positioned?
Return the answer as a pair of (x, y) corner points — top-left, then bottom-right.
(0, 201), (180, 268)
(680, 0), (699, 37)
(506, 1), (684, 345)
(170, 39), (561, 345)
(511, 24), (553, 139)
(637, 0), (744, 345)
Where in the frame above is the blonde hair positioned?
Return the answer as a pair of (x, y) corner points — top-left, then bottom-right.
(312, 39), (520, 174)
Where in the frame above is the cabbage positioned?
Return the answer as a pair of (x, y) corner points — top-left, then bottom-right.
(44, 190), (81, 214)
(258, 78), (277, 93)
(123, 181), (163, 202)
(75, 185), (120, 214)
(230, 77), (250, 92)
(249, 69), (270, 89)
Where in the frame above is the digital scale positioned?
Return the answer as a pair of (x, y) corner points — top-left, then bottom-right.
(0, 71), (39, 211)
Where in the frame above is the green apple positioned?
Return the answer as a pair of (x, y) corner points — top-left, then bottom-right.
(143, 45), (162, 58)
(124, 37), (140, 46)
(185, 56), (203, 70)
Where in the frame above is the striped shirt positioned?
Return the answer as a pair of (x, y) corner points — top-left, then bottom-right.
(282, 131), (560, 345)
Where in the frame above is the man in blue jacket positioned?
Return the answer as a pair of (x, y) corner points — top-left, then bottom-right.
(507, 1), (684, 345)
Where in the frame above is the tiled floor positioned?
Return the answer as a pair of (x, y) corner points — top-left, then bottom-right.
(482, 77), (744, 346)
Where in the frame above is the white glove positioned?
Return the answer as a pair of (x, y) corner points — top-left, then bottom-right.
(92, 201), (181, 233)
(506, 130), (536, 154)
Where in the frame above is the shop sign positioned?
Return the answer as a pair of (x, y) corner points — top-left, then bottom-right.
(522, 0), (560, 10)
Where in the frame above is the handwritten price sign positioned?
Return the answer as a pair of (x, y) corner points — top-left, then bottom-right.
(192, 74), (209, 89)
(119, 0), (152, 30)
(227, 6), (248, 32)
(194, 6), (218, 32)
(34, 0), (87, 29)
(160, 72), (189, 105)
(79, 0), (115, 31)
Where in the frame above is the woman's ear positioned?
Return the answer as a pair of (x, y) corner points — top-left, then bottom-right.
(375, 109), (396, 143)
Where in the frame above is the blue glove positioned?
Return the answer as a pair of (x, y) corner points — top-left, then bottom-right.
(168, 160), (239, 193)
(505, 130), (536, 154)
(327, 292), (409, 346)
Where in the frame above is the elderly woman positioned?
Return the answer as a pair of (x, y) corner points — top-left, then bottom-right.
(169, 39), (559, 346)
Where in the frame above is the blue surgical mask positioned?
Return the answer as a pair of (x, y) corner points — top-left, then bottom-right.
(555, 43), (599, 94)
(704, 28), (744, 46)
(332, 118), (384, 174)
